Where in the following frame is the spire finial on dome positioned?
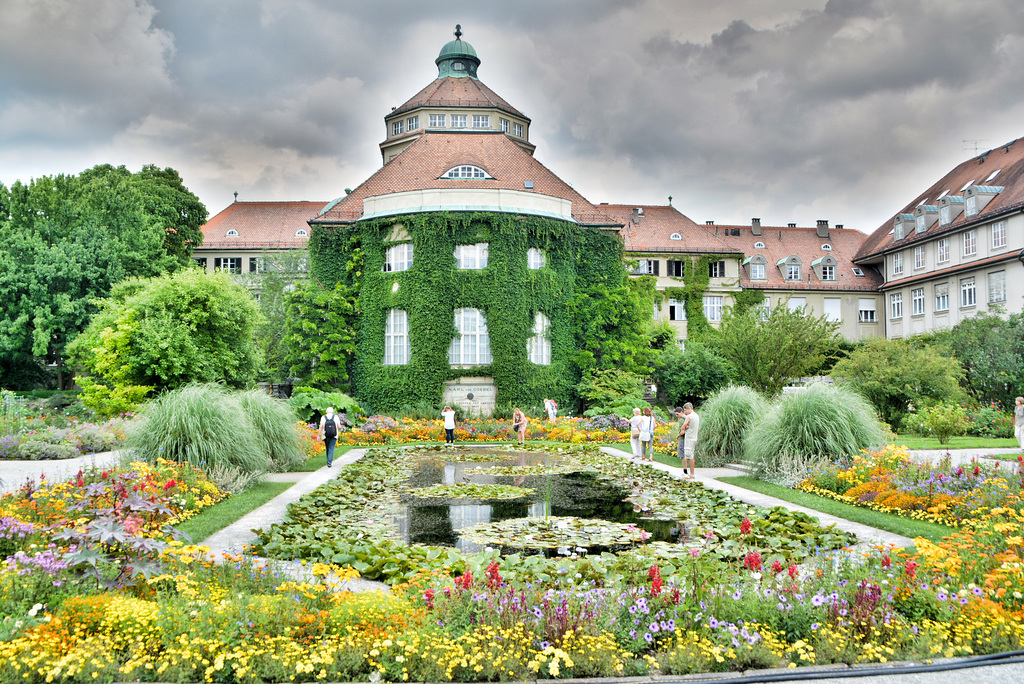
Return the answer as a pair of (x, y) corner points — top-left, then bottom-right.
(454, 24), (462, 40)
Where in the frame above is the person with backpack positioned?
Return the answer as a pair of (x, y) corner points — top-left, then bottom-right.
(318, 407), (341, 468)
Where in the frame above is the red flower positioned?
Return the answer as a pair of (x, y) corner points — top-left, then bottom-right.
(771, 560), (784, 574)
(649, 565), (663, 595)
(163, 479), (177, 491)
(788, 564), (799, 579)
(455, 571), (473, 590)
(485, 560), (502, 590)
(740, 518), (752, 535)
(881, 555), (891, 568)
(905, 560), (918, 579)
(101, 471), (109, 480)
(742, 552), (763, 572)
(973, 465), (981, 477)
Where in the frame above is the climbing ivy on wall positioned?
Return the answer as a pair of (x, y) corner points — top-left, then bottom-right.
(310, 212), (627, 413)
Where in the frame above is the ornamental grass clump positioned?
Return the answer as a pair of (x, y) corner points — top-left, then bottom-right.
(128, 384), (268, 475)
(745, 383), (884, 484)
(238, 389), (303, 471)
(695, 385), (762, 467)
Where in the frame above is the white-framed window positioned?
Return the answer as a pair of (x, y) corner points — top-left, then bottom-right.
(787, 264), (801, 281)
(670, 232), (682, 240)
(392, 120), (404, 136)
(890, 293), (903, 319)
(821, 244), (832, 251)
(472, 115), (489, 128)
(383, 310), (410, 365)
(703, 295), (723, 322)
(787, 296), (807, 312)
(911, 288), (925, 316)
(513, 122), (523, 137)
(444, 165), (488, 179)
(295, 229), (308, 237)
(666, 260), (684, 277)
(824, 297), (841, 322)
(297, 258), (308, 273)
(892, 252), (903, 276)
(667, 298), (686, 321)
(194, 257), (207, 269)
(500, 118), (509, 132)
(992, 221), (1007, 249)
(960, 277), (976, 308)
(935, 284), (949, 312)
(226, 229), (239, 237)
(821, 265), (836, 281)
(754, 241), (766, 249)
(852, 267), (865, 277)
(451, 115), (467, 128)
(940, 205), (951, 225)
(634, 259), (658, 275)
(449, 308), (492, 365)
(965, 194), (978, 217)
(214, 257), (241, 274)
(963, 230), (977, 257)
(249, 257), (265, 273)
(429, 114), (446, 127)
(407, 116), (419, 130)
(916, 215), (926, 233)
(750, 263), (766, 280)
(454, 243), (489, 269)
(858, 298), (876, 323)
(937, 238), (950, 263)
(757, 297), (771, 320)
(527, 312), (551, 365)
(989, 271), (1006, 303)
(914, 246), (925, 269)
(708, 260), (726, 278)
(895, 223), (904, 240)
(527, 247), (545, 270)
(384, 243), (414, 272)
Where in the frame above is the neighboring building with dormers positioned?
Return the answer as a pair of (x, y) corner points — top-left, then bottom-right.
(854, 138), (1024, 338)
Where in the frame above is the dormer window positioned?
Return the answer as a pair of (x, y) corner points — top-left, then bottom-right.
(744, 255), (767, 280)
(778, 255), (802, 281)
(821, 244), (832, 251)
(226, 229), (239, 237)
(295, 229), (308, 237)
(670, 233), (682, 240)
(964, 185), (1004, 218)
(894, 223), (903, 240)
(443, 165), (490, 179)
(754, 241), (765, 249)
(812, 255), (838, 281)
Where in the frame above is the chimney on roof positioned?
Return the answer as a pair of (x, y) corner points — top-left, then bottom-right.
(816, 220), (829, 239)
(706, 220), (714, 225)
(788, 223), (796, 228)
(632, 207), (643, 224)
(751, 218), (762, 236)
(836, 224), (843, 230)
(233, 191), (238, 203)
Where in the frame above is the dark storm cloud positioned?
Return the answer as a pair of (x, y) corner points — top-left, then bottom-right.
(2, 0), (1024, 229)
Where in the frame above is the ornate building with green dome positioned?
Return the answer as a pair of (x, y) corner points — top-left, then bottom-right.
(308, 26), (642, 415)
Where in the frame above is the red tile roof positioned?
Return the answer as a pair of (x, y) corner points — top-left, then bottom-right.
(313, 132), (620, 227)
(857, 137), (1024, 261)
(391, 77), (528, 120)
(601, 204), (736, 254)
(198, 201), (328, 249)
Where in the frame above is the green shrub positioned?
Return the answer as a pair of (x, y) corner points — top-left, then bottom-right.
(745, 383), (885, 484)
(694, 385), (762, 467)
(576, 369), (647, 416)
(920, 403), (968, 444)
(128, 384), (268, 474)
(963, 402), (1014, 438)
(287, 387), (363, 423)
(238, 389), (303, 471)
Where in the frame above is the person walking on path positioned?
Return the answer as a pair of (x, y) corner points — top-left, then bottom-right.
(680, 402), (700, 479)
(638, 407), (657, 461)
(544, 398), (558, 423)
(629, 407), (643, 458)
(1015, 396), (1024, 450)
(318, 408), (341, 468)
(512, 407), (528, 446)
(441, 405), (457, 446)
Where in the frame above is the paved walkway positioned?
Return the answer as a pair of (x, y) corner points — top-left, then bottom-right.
(0, 449), (125, 493)
(599, 447), (916, 549)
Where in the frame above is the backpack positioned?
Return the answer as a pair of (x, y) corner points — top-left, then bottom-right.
(323, 415), (338, 439)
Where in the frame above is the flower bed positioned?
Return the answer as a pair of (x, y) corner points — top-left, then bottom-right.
(797, 445), (1024, 526)
(0, 417), (129, 460)
(2, 447), (1024, 681)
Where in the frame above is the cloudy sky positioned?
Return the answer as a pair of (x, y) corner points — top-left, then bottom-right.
(2, 0), (1024, 234)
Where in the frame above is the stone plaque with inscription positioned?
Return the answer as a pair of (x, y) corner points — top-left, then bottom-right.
(443, 377), (497, 416)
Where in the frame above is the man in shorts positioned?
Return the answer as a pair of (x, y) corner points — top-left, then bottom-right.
(678, 402), (699, 479)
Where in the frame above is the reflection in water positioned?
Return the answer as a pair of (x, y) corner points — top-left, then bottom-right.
(397, 448), (679, 555)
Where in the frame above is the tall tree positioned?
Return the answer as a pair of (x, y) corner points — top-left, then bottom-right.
(0, 165), (206, 388)
(933, 310), (1024, 408)
(713, 303), (839, 396)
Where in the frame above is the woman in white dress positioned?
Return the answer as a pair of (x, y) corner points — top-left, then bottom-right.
(629, 407), (644, 458)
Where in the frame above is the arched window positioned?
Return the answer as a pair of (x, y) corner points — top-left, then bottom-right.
(383, 310), (410, 365)
(384, 243), (413, 272)
(754, 241), (765, 249)
(295, 229), (308, 237)
(449, 309), (492, 366)
(527, 312), (551, 365)
(226, 229), (239, 237)
(527, 248), (546, 269)
(443, 165), (490, 179)
(821, 243), (832, 250)
(670, 233), (682, 240)
(454, 243), (489, 269)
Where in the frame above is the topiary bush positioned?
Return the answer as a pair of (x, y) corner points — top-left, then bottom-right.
(128, 384), (268, 475)
(694, 385), (762, 467)
(238, 389), (303, 471)
(744, 383), (885, 485)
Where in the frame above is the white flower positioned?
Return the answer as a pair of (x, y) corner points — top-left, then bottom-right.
(27, 603), (43, 618)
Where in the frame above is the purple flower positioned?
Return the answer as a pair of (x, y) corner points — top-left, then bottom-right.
(811, 623), (820, 631)
(972, 587), (984, 597)
(644, 632), (653, 643)
(708, 617), (719, 628)
(649, 622), (660, 633)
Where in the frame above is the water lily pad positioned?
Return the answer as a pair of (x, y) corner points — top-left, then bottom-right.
(464, 465), (585, 476)
(406, 483), (534, 500)
(460, 516), (647, 549)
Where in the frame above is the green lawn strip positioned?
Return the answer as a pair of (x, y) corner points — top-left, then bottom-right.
(175, 481), (293, 543)
(892, 435), (1018, 450)
(291, 444), (359, 472)
(717, 476), (956, 544)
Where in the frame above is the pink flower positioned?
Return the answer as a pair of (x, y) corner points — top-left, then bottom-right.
(740, 518), (752, 535)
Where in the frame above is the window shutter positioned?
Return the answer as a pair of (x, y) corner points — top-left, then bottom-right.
(653, 260), (660, 276)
